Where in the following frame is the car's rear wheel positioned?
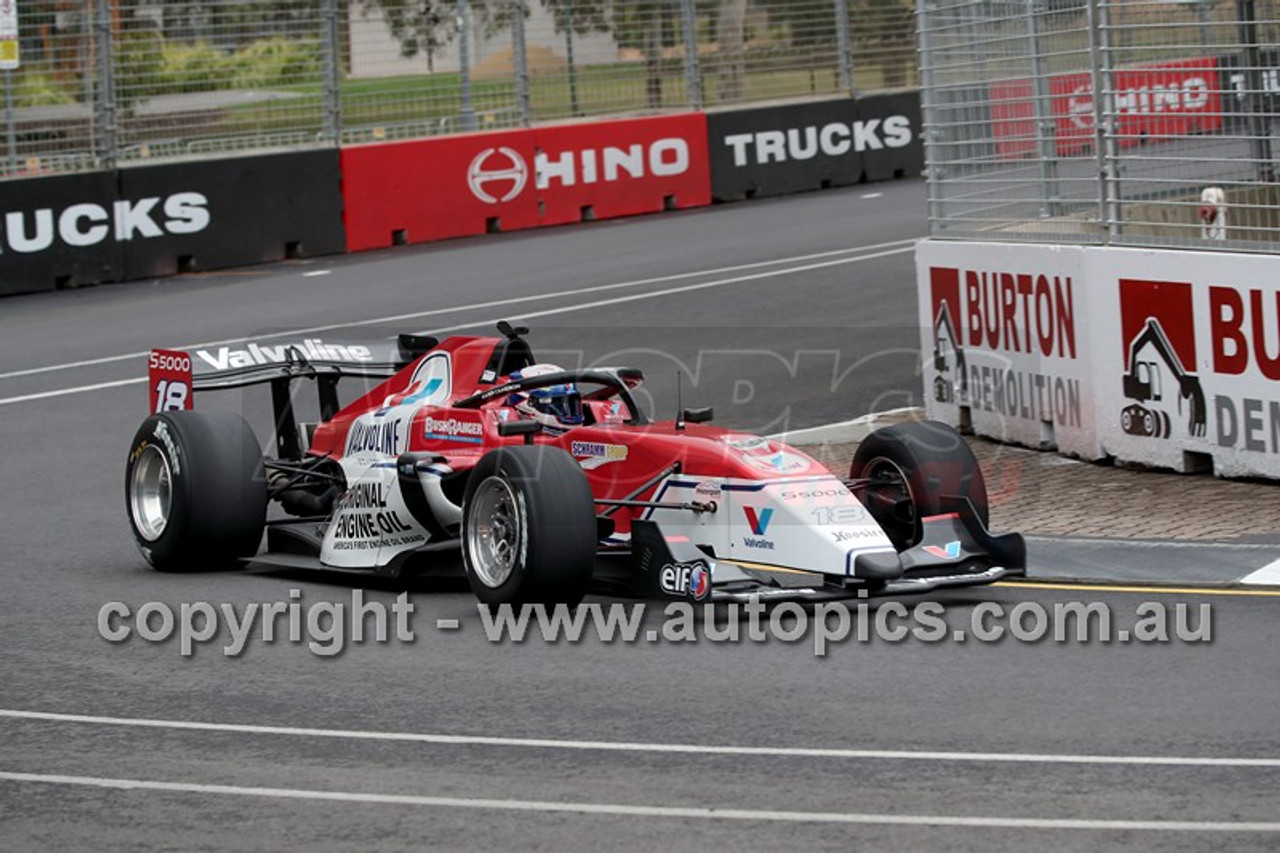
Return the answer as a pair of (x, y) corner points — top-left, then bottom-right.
(461, 445), (596, 607)
(125, 410), (267, 571)
(850, 419), (988, 550)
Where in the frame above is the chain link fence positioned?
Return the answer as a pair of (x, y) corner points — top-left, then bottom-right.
(918, 0), (1280, 251)
(0, 0), (916, 179)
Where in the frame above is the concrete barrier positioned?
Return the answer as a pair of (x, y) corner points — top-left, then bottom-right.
(918, 238), (1280, 479)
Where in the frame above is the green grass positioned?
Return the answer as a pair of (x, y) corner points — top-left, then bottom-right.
(207, 54), (917, 143)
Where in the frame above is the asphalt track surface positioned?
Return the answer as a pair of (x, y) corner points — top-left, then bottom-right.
(2, 180), (1278, 850)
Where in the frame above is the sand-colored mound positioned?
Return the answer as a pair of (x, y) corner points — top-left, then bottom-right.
(474, 44), (567, 79)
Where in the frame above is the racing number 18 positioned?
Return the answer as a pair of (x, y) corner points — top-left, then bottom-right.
(154, 379), (190, 413)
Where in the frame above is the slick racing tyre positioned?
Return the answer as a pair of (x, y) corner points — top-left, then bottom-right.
(850, 419), (989, 551)
(462, 445), (596, 607)
(125, 410), (267, 572)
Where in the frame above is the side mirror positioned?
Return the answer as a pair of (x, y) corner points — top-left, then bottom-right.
(496, 320), (530, 340)
(681, 407), (714, 425)
(617, 367), (645, 388)
(398, 334), (439, 358)
(498, 418), (538, 444)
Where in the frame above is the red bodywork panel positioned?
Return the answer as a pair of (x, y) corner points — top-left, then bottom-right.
(307, 335), (825, 535)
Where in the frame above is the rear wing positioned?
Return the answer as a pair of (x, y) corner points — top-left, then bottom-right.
(146, 334), (437, 457)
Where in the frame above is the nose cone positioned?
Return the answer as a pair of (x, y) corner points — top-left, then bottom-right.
(725, 477), (896, 576)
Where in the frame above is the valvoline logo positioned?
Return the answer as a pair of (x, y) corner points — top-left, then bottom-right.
(743, 506), (773, 535)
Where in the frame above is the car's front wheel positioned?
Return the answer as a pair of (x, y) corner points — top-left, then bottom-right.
(461, 445), (596, 607)
(850, 419), (989, 550)
(125, 410), (267, 571)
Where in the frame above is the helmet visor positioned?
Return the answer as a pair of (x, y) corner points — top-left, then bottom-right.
(531, 384), (583, 424)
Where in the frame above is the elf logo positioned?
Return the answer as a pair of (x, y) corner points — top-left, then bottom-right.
(742, 506), (773, 535)
(1, 192), (209, 253)
(659, 561), (711, 600)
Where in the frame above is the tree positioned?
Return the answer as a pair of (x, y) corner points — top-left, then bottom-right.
(851, 0), (914, 89)
(361, 0), (684, 106)
(716, 0), (746, 102)
(356, 0), (450, 65)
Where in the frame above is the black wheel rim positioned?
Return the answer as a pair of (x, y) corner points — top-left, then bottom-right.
(862, 455), (917, 548)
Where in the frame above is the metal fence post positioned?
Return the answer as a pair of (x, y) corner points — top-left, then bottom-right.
(511, 0), (531, 125)
(1086, 0), (1121, 240)
(1028, 0), (1061, 218)
(1236, 0), (1275, 183)
(916, 0), (944, 231)
(5, 71), (16, 176)
(458, 0), (476, 131)
(835, 0), (855, 96)
(563, 2), (582, 116)
(93, 0), (117, 170)
(680, 0), (702, 110)
(321, 0), (342, 145)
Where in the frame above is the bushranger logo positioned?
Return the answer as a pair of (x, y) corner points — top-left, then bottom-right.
(422, 416), (483, 442)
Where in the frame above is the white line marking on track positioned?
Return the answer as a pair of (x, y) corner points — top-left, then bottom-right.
(1240, 557), (1280, 585)
(1025, 535), (1280, 552)
(0, 771), (1276, 832)
(2, 709), (1277, 768)
(415, 246), (913, 337)
(0, 239), (916, 382)
(0, 377), (146, 406)
(302, 270), (332, 278)
(0, 244), (914, 407)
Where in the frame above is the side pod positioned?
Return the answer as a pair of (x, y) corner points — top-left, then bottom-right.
(628, 520), (716, 603)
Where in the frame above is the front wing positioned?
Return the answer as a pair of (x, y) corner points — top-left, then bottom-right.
(622, 498), (1026, 603)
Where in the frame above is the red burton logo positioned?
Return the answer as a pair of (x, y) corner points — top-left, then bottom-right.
(929, 265), (1081, 428)
(1120, 278), (1280, 454)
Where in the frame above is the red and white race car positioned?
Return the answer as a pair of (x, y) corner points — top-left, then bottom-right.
(126, 323), (1024, 605)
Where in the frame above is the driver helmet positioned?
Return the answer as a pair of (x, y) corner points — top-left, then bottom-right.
(505, 363), (583, 433)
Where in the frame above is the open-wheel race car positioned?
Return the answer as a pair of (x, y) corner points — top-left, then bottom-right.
(126, 323), (1025, 605)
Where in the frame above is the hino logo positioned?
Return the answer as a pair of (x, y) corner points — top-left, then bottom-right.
(1, 192), (209, 254)
(466, 139), (691, 203)
(1067, 78), (1211, 129)
(723, 116), (913, 167)
(468, 147), (528, 204)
